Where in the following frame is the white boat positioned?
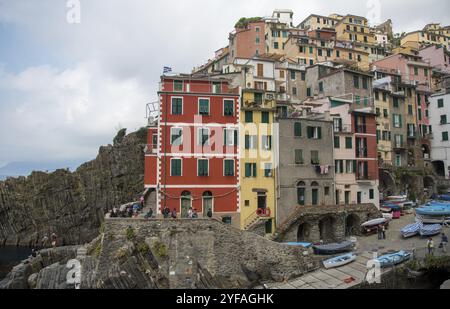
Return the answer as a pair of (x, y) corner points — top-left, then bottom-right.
(323, 253), (357, 269)
(382, 213), (393, 220)
(361, 218), (388, 228)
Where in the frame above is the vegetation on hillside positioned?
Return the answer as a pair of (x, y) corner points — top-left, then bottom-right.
(235, 17), (262, 28)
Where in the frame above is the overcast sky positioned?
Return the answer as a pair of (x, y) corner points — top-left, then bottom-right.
(0, 0), (449, 169)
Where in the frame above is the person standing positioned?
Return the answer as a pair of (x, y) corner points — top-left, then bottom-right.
(377, 225), (382, 240)
(440, 233), (448, 253)
(427, 237), (434, 255)
(381, 225), (386, 240)
(171, 208), (177, 219)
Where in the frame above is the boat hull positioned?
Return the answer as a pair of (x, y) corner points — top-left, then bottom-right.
(323, 254), (357, 269)
(313, 241), (354, 255)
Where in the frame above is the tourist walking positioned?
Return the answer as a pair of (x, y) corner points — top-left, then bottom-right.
(171, 208), (177, 219)
(427, 237), (434, 255)
(440, 233), (448, 253)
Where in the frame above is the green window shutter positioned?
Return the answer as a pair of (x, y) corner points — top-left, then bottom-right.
(224, 101), (234, 116)
(245, 135), (250, 149)
(223, 130), (228, 146)
(262, 112), (269, 123)
(353, 160), (357, 174)
(307, 126), (313, 138)
(318, 127), (322, 139)
(234, 130), (238, 146)
(172, 160), (181, 176)
(294, 122), (302, 137)
(225, 160), (234, 176)
(399, 115), (402, 128)
(245, 111), (253, 123)
(245, 164), (250, 177)
(253, 163), (257, 177)
(334, 136), (340, 148)
(346, 137), (352, 149)
(295, 149), (303, 164)
(199, 99), (209, 115)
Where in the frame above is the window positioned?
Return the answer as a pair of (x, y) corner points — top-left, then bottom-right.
(174, 80), (183, 92)
(318, 49), (323, 56)
(245, 163), (257, 177)
(345, 137), (353, 149)
(294, 122), (302, 137)
(274, 42), (279, 49)
(292, 87), (297, 96)
(307, 126), (322, 139)
(438, 99), (444, 108)
(349, 52), (353, 60)
(198, 159), (209, 176)
(418, 108), (422, 121)
(362, 77), (368, 89)
(224, 129), (237, 146)
(334, 136), (340, 148)
(223, 100), (234, 116)
(414, 67), (419, 76)
(224, 160), (235, 176)
(369, 189), (374, 200)
(393, 114), (402, 128)
(355, 95), (360, 104)
(353, 76), (359, 88)
(256, 37), (260, 44)
(261, 135), (272, 150)
(441, 115), (447, 125)
(382, 92), (387, 102)
(309, 46), (313, 54)
(345, 160), (355, 173)
(333, 118), (343, 132)
(393, 97), (399, 108)
(295, 149), (304, 164)
(318, 82), (324, 93)
(363, 97), (369, 106)
(245, 135), (257, 149)
(245, 111), (253, 123)
(152, 134), (158, 149)
(336, 50), (340, 58)
(383, 109), (388, 118)
(443, 132), (449, 141)
(212, 82), (221, 94)
(327, 50), (332, 57)
(408, 105), (413, 115)
(301, 72), (306, 81)
(335, 160), (344, 174)
(171, 98), (183, 115)
(171, 159), (182, 176)
(170, 128), (183, 146)
(261, 111), (270, 124)
(264, 163), (273, 177)
(307, 87), (311, 97)
(199, 99), (210, 115)
(279, 70), (285, 78)
(291, 71), (296, 80)
(198, 128), (210, 146)
(311, 151), (320, 165)
(257, 64), (264, 77)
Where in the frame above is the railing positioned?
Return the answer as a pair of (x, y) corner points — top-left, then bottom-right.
(334, 125), (353, 134)
(243, 208), (272, 230)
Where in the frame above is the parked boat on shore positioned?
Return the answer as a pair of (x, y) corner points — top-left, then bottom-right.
(283, 242), (313, 248)
(401, 222), (422, 238)
(323, 253), (357, 269)
(419, 224), (442, 237)
(376, 251), (411, 268)
(361, 218), (388, 227)
(313, 241), (354, 255)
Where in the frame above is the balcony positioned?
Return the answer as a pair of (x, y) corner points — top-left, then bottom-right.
(276, 93), (290, 102)
(356, 173), (375, 182)
(334, 125), (353, 134)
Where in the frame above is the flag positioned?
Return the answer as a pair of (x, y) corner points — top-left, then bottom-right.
(163, 66), (172, 74)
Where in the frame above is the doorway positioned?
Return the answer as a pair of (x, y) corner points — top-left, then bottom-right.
(180, 191), (192, 218)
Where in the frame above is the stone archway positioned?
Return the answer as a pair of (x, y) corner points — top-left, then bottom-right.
(379, 169), (396, 196)
(345, 214), (361, 237)
(297, 222), (311, 242)
(432, 161), (446, 178)
(319, 216), (336, 242)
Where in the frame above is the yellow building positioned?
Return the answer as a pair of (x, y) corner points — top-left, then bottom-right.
(298, 14), (341, 30)
(239, 89), (277, 234)
(265, 22), (291, 54)
(335, 15), (376, 45)
(401, 28), (450, 50)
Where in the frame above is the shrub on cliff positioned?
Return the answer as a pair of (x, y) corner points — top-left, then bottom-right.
(113, 128), (127, 145)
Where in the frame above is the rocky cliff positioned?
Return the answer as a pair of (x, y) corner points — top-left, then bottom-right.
(0, 130), (146, 247)
(1, 219), (319, 289)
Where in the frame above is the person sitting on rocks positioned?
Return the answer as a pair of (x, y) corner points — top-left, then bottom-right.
(162, 206), (170, 218)
(144, 208), (153, 219)
(187, 207), (193, 219)
(171, 208), (177, 219)
(51, 233), (58, 248)
(192, 209), (198, 219)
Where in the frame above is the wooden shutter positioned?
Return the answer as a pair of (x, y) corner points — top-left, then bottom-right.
(257, 64), (263, 77)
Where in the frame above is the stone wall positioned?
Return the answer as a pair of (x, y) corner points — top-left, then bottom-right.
(0, 131), (146, 247)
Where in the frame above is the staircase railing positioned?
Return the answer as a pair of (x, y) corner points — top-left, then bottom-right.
(244, 211), (260, 230)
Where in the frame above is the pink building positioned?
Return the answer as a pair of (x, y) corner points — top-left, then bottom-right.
(419, 45), (450, 74)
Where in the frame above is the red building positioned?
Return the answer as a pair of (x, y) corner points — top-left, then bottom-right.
(145, 75), (240, 220)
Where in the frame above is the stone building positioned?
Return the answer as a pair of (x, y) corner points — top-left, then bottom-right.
(276, 111), (335, 228)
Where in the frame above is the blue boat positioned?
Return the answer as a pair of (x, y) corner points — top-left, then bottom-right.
(376, 251), (411, 268)
(323, 253), (357, 269)
(401, 222), (422, 238)
(438, 195), (450, 202)
(419, 224), (442, 237)
(416, 207), (450, 216)
(284, 242), (312, 248)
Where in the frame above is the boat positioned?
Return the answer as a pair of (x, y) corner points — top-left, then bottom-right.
(400, 222), (422, 238)
(376, 251), (411, 268)
(438, 194), (450, 202)
(323, 253), (357, 269)
(416, 215), (450, 224)
(382, 212), (393, 220)
(361, 218), (388, 228)
(313, 241), (354, 255)
(419, 224), (442, 237)
(416, 207), (450, 216)
(284, 242), (312, 248)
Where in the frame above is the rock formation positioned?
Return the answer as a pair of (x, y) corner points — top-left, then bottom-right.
(1, 219), (319, 289)
(0, 130), (147, 247)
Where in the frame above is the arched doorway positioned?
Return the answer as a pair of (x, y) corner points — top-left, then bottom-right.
(297, 222), (311, 242)
(432, 161), (446, 178)
(345, 214), (360, 237)
(311, 182), (319, 205)
(297, 181), (306, 205)
(202, 191), (213, 217)
(319, 216), (336, 242)
(180, 191), (192, 218)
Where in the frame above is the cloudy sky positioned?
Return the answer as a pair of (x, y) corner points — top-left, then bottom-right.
(0, 0), (449, 171)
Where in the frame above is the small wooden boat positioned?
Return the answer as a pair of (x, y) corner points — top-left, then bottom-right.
(376, 251), (411, 268)
(313, 241), (354, 255)
(361, 218), (387, 228)
(323, 253), (357, 269)
(400, 222), (422, 238)
(283, 242), (312, 248)
(419, 224), (442, 237)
